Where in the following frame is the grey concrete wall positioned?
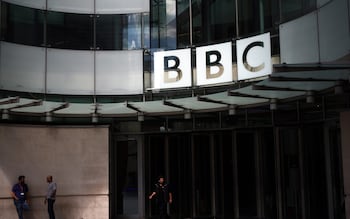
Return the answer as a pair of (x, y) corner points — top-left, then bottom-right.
(341, 112), (350, 219)
(0, 125), (109, 219)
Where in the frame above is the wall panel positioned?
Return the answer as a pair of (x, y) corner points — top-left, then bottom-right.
(47, 0), (94, 13)
(2, 0), (46, 10)
(318, 0), (350, 61)
(96, 50), (144, 95)
(47, 49), (94, 95)
(0, 125), (109, 219)
(96, 0), (150, 14)
(0, 42), (45, 93)
(279, 11), (320, 64)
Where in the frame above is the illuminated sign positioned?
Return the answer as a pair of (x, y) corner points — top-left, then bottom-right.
(236, 32), (271, 80)
(154, 48), (191, 89)
(196, 42), (232, 86)
(153, 32), (271, 89)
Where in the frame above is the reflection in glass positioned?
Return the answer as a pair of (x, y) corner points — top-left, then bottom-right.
(281, 0), (316, 22)
(191, 0), (235, 46)
(193, 134), (212, 216)
(214, 132), (235, 218)
(142, 13), (150, 49)
(237, 132), (257, 217)
(150, 0), (167, 48)
(176, 0), (191, 47)
(96, 14), (142, 50)
(1, 2), (44, 46)
(279, 128), (302, 219)
(47, 11), (93, 50)
(238, 0), (279, 37)
(116, 140), (139, 215)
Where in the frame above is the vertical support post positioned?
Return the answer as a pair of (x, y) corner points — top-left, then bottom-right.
(340, 112), (350, 219)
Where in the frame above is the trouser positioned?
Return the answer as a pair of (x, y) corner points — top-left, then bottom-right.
(47, 199), (56, 219)
(157, 201), (168, 219)
(14, 200), (24, 219)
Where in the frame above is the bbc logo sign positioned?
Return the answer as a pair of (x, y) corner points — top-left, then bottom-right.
(153, 32), (272, 89)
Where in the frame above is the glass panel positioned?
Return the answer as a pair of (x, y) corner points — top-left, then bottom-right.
(1, 2), (44, 46)
(168, 134), (192, 219)
(192, 0), (235, 45)
(116, 140), (139, 215)
(238, 0), (279, 37)
(214, 132), (235, 219)
(302, 126), (328, 218)
(237, 132), (257, 217)
(261, 129), (277, 219)
(193, 134), (212, 216)
(150, 0), (167, 48)
(47, 0), (94, 14)
(0, 42), (45, 93)
(95, 50), (144, 95)
(329, 127), (346, 219)
(96, 0), (150, 14)
(176, 0), (191, 47)
(143, 13), (150, 49)
(96, 14), (142, 50)
(279, 128), (302, 219)
(46, 49), (94, 94)
(47, 11), (93, 50)
(145, 135), (166, 218)
(2, 0), (46, 10)
(281, 0), (316, 22)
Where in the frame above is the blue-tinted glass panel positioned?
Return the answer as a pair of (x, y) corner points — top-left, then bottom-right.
(96, 14), (142, 50)
(142, 13), (150, 49)
(238, 0), (279, 37)
(47, 11), (93, 50)
(1, 2), (44, 46)
(191, 0), (236, 46)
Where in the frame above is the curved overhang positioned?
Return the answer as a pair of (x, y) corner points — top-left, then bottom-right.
(0, 69), (349, 121)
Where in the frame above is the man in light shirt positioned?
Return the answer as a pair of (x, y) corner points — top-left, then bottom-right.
(44, 176), (57, 219)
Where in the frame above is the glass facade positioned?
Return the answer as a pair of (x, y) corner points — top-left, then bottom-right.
(47, 11), (93, 50)
(1, 3), (44, 46)
(0, 1), (148, 50)
(96, 14), (143, 50)
(149, 0), (316, 49)
(1, 0), (318, 51)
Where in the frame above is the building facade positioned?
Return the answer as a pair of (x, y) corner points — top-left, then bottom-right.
(0, 0), (349, 219)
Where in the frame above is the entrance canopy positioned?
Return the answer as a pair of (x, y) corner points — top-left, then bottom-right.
(1, 69), (349, 120)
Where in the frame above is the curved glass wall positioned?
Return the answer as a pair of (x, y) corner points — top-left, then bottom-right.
(1, 3), (44, 46)
(238, 0), (279, 37)
(152, 0), (318, 49)
(96, 14), (143, 50)
(191, 0), (236, 46)
(1, 0), (318, 51)
(0, 1), (149, 50)
(47, 11), (93, 50)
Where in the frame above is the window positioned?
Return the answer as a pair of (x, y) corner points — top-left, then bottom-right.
(192, 0), (236, 45)
(47, 11), (93, 50)
(238, 0), (279, 37)
(281, 0), (317, 22)
(96, 14), (142, 50)
(1, 2), (44, 46)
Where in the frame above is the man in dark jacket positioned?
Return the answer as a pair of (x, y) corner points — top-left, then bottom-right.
(149, 176), (173, 219)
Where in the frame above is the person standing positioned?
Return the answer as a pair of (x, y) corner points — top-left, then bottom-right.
(11, 175), (29, 219)
(44, 175), (57, 219)
(149, 176), (172, 219)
